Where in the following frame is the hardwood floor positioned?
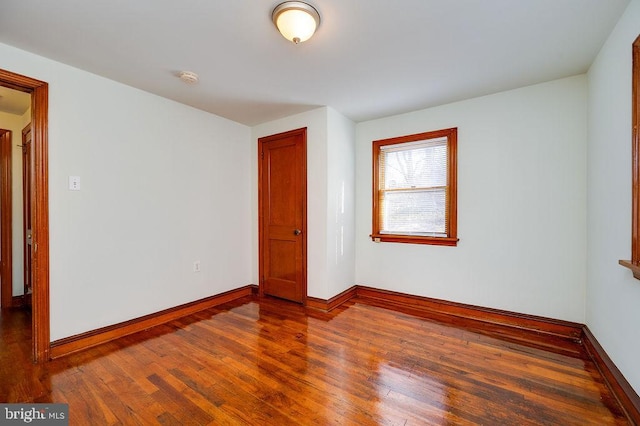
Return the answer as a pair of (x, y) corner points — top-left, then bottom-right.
(0, 296), (630, 425)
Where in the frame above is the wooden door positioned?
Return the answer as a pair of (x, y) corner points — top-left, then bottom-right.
(259, 128), (307, 303)
(22, 124), (32, 306)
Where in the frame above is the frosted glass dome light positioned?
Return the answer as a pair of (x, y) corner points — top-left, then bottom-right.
(272, 2), (321, 44)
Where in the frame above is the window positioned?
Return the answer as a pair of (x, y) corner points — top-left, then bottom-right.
(620, 34), (640, 279)
(372, 127), (458, 246)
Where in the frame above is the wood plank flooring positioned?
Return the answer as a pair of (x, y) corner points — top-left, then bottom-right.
(0, 295), (630, 425)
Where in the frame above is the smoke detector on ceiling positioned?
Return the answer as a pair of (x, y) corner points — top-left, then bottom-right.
(178, 71), (199, 84)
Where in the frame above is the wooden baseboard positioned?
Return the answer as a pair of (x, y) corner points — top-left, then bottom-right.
(307, 286), (358, 311)
(582, 326), (640, 425)
(305, 285), (581, 340)
(355, 286), (583, 341)
(11, 295), (25, 308)
(50, 285), (254, 359)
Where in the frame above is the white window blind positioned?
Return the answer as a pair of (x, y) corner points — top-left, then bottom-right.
(379, 137), (448, 236)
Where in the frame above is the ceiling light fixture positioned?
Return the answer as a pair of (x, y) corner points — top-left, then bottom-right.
(272, 1), (320, 44)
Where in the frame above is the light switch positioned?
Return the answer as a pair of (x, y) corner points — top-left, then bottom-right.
(69, 176), (81, 191)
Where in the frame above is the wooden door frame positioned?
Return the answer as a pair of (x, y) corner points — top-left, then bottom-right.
(22, 124), (32, 305)
(0, 68), (50, 363)
(0, 129), (13, 309)
(258, 127), (308, 304)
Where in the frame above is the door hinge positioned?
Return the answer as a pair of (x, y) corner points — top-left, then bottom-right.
(261, 151), (264, 160)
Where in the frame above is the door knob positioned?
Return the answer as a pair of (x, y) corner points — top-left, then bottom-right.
(294, 229), (302, 235)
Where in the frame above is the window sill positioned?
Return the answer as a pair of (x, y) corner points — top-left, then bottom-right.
(370, 234), (458, 246)
(619, 260), (640, 280)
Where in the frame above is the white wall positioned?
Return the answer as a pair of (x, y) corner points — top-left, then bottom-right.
(0, 42), (253, 341)
(356, 76), (588, 322)
(326, 107), (356, 297)
(0, 109), (28, 297)
(251, 107), (356, 299)
(587, 0), (640, 394)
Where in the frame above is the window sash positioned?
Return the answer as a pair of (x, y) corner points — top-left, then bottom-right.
(378, 139), (449, 236)
(379, 187), (448, 236)
(379, 140), (447, 192)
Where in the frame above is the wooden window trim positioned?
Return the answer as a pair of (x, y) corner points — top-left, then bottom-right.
(371, 127), (458, 246)
(620, 35), (640, 279)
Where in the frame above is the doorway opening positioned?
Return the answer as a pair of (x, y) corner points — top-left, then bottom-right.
(0, 68), (50, 363)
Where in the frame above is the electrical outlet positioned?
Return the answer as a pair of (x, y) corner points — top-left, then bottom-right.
(69, 176), (81, 191)
(193, 261), (201, 272)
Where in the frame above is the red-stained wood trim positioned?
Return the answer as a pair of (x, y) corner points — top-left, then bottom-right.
(619, 259), (640, 279)
(31, 84), (49, 363)
(370, 234), (458, 246)
(371, 135), (381, 242)
(582, 326), (640, 425)
(371, 127), (458, 246)
(0, 129), (12, 309)
(355, 286), (582, 340)
(448, 127), (458, 242)
(304, 285), (582, 341)
(632, 35), (640, 267)
(50, 286), (254, 359)
(306, 286), (358, 311)
(0, 68), (49, 363)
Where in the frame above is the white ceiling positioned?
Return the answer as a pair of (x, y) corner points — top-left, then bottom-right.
(0, 0), (630, 126)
